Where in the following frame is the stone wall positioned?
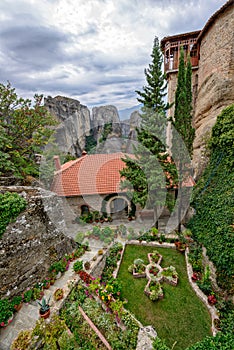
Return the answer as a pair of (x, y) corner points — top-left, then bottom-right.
(193, 3), (234, 177)
(0, 186), (76, 298)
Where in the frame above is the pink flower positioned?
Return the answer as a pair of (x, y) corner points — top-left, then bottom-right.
(1, 322), (5, 327)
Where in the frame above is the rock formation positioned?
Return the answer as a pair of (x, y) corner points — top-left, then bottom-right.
(0, 186), (76, 298)
(91, 105), (122, 138)
(193, 1), (234, 177)
(44, 95), (91, 156)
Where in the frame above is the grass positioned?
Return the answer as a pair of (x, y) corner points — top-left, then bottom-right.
(117, 244), (212, 350)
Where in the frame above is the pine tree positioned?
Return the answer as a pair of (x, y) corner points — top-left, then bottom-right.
(136, 36), (169, 113)
(121, 37), (177, 227)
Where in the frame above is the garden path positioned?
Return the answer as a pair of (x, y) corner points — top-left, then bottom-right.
(0, 246), (99, 350)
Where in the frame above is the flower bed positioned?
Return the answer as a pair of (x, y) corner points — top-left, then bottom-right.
(144, 280), (164, 301)
(159, 266), (178, 286)
(148, 251), (163, 265)
(128, 251), (179, 302)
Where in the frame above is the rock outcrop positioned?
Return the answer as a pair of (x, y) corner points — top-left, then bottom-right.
(91, 105), (122, 138)
(193, 2), (234, 177)
(44, 95), (91, 156)
(0, 186), (76, 298)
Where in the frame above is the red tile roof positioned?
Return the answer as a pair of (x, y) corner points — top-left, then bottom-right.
(51, 152), (195, 197)
(51, 152), (135, 197)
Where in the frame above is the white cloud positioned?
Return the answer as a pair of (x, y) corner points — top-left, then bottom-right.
(0, 0), (225, 109)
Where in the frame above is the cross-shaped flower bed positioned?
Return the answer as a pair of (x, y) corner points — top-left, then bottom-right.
(128, 250), (178, 301)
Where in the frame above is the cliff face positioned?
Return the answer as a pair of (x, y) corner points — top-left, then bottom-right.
(193, 3), (234, 177)
(44, 95), (91, 156)
(0, 186), (76, 298)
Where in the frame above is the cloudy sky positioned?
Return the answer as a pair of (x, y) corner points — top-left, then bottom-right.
(0, 0), (225, 110)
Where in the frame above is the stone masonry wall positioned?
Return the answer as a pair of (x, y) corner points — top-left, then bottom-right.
(0, 186), (76, 298)
(193, 4), (234, 177)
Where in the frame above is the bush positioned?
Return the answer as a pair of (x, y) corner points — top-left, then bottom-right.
(188, 105), (234, 292)
(0, 192), (27, 237)
(73, 260), (83, 273)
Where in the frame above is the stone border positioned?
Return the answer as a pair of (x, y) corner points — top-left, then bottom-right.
(185, 248), (220, 335)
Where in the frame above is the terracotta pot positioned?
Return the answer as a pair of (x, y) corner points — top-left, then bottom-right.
(14, 303), (23, 312)
(44, 283), (50, 290)
(40, 308), (50, 319)
(54, 289), (64, 301)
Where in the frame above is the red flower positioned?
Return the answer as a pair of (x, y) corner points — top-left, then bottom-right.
(208, 295), (217, 305)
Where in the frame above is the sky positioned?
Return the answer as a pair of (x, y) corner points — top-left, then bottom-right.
(0, 0), (225, 110)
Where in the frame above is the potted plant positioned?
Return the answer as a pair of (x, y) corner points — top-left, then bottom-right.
(11, 295), (23, 312)
(73, 260), (83, 273)
(53, 288), (64, 301)
(32, 287), (44, 301)
(37, 296), (51, 319)
(84, 261), (91, 270)
(0, 298), (14, 327)
(42, 277), (51, 289)
(49, 260), (66, 278)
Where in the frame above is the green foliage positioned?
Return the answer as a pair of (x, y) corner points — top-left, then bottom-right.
(0, 298), (14, 325)
(0, 82), (56, 178)
(11, 330), (32, 350)
(73, 260), (83, 273)
(136, 36), (169, 112)
(188, 104), (234, 292)
(99, 122), (113, 143)
(171, 49), (195, 157)
(37, 296), (51, 313)
(85, 130), (97, 153)
(187, 332), (234, 350)
(32, 314), (68, 350)
(0, 192), (27, 238)
(153, 337), (171, 350)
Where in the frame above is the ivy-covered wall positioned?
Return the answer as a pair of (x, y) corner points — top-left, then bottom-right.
(188, 104), (234, 293)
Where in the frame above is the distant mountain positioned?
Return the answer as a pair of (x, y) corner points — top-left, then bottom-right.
(118, 104), (142, 120)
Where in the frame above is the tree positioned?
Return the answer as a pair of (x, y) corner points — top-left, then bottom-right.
(170, 48), (195, 231)
(136, 36), (169, 113)
(171, 48), (195, 157)
(0, 82), (56, 178)
(121, 37), (177, 227)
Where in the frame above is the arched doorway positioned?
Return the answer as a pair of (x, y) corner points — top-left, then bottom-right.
(107, 195), (131, 220)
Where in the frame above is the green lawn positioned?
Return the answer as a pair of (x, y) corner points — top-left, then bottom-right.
(117, 244), (212, 349)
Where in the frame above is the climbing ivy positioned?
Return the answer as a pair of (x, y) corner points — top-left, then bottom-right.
(0, 192), (27, 238)
(188, 104), (234, 292)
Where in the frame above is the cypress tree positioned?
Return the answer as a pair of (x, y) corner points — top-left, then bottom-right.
(170, 48), (195, 231)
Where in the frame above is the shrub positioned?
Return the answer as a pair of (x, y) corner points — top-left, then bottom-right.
(11, 330), (32, 350)
(0, 192), (27, 237)
(73, 260), (83, 273)
(0, 299), (14, 326)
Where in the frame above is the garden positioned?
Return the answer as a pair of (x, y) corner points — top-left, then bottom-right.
(118, 244), (212, 349)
